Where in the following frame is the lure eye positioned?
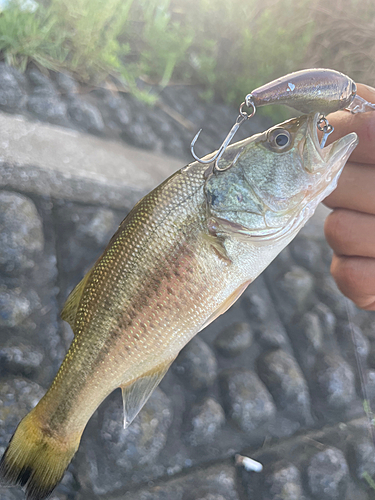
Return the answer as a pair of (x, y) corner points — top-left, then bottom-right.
(268, 128), (291, 150)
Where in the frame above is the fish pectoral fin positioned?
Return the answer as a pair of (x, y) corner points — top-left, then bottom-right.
(201, 233), (232, 263)
(199, 279), (252, 332)
(120, 358), (174, 429)
(61, 272), (91, 333)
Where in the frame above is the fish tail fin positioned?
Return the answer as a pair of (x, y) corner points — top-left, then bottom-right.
(0, 408), (81, 500)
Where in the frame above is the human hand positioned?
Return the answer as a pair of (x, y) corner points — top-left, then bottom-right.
(323, 83), (375, 310)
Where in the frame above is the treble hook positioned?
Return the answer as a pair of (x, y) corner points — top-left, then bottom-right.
(190, 101), (256, 172)
(317, 115), (334, 148)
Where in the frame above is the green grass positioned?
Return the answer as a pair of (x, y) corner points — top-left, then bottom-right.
(0, 1), (61, 72)
(0, 0), (374, 108)
(362, 471), (375, 490)
(0, 0), (134, 80)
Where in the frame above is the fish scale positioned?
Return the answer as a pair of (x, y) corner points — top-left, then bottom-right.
(39, 162), (239, 434)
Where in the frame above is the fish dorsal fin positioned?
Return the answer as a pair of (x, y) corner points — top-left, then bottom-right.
(61, 273), (90, 333)
(199, 279), (252, 332)
(121, 358), (174, 428)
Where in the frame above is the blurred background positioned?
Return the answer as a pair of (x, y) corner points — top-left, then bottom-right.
(0, 0), (375, 110)
(1, 1), (375, 500)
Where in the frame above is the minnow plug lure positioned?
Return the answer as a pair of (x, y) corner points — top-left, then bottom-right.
(246, 68), (357, 115)
(191, 68), (375, 170)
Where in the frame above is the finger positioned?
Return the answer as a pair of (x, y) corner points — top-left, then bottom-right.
(330, 254), (375, 310)
(324, 161), (375, 214)
(325, 209), (375, 258)
(324, 83), (375, 165)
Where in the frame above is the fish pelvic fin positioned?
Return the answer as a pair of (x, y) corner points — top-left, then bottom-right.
(0, 408), (81, 500)
(199, 279), (252, 332)
(201, 233), (232, 263)
(121, 358), (174, 429)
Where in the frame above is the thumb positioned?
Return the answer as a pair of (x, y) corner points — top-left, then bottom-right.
(323, 83), (375, 165)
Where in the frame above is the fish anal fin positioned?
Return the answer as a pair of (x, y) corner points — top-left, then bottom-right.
(121, 358), (174, 429)
(199, 279), (252, 331)
(61, 272), (90, 334)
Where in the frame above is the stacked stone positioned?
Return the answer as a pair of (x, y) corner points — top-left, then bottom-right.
(1, 184), (375, 500)
(0, 190), (70, 500)
(1, 63), (375, 500)
(0, 63), (272, 163)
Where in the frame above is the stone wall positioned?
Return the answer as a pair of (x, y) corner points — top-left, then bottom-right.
(0, 63), (272, 163)
(1, 172), (375, 500)
(0, 64), (375, 500)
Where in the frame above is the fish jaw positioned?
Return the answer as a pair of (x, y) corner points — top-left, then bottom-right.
(204, 113), (358, 245)
(296, 113), (358, 225)
(258, 117), (358, 240)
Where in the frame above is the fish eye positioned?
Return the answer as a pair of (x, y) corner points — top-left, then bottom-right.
(275, 133), (289, 147)
(268, 128), (291, 150)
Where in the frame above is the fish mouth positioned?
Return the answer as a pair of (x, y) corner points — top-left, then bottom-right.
(304, 111), (358, 203)
(288, 112), (358, 235)
(211, 113), (358, 244)
(308, 112), (358, 166)
(266, 113), (359, 243)
(309, 112), (323, 154)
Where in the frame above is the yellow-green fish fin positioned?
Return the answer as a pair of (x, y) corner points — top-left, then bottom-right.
(0, 407), (81, 500)
(60, 272), (90, 333)
(121, 358), (174, 428)
(199, 279), (252, 331)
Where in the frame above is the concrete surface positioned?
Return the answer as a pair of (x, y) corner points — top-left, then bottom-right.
(0, 113), (182, 207)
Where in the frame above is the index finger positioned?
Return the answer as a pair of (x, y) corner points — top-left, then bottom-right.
(324, 161), (375, 214)
(325, 83), (375, 165)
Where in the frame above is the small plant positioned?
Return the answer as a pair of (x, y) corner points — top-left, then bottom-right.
(0, 1), (60, 72)
(136, 0), (194, 87)
(0, 0), (374, 106)
(0, 0), (134, 81)
(47, 0), (134, 81)
(362, 471), (375, 490)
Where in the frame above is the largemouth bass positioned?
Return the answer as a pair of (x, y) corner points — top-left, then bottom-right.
(0, 113), (357, 500)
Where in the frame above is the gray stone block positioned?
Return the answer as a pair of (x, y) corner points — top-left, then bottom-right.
(307, 447), (349, 500)
(173, 337), (218, 391)
(214, 322), (253, 357)
(184, 397), (225, 446)
(257, 349), (311, 423)
(0, 63), (27, 113)
(220, 369), (276, 433)
(0, 191), (44, 275)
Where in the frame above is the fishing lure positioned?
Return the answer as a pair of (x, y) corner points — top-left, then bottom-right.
(246, 68), (357, 115)
(191, 68), (375, 170)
